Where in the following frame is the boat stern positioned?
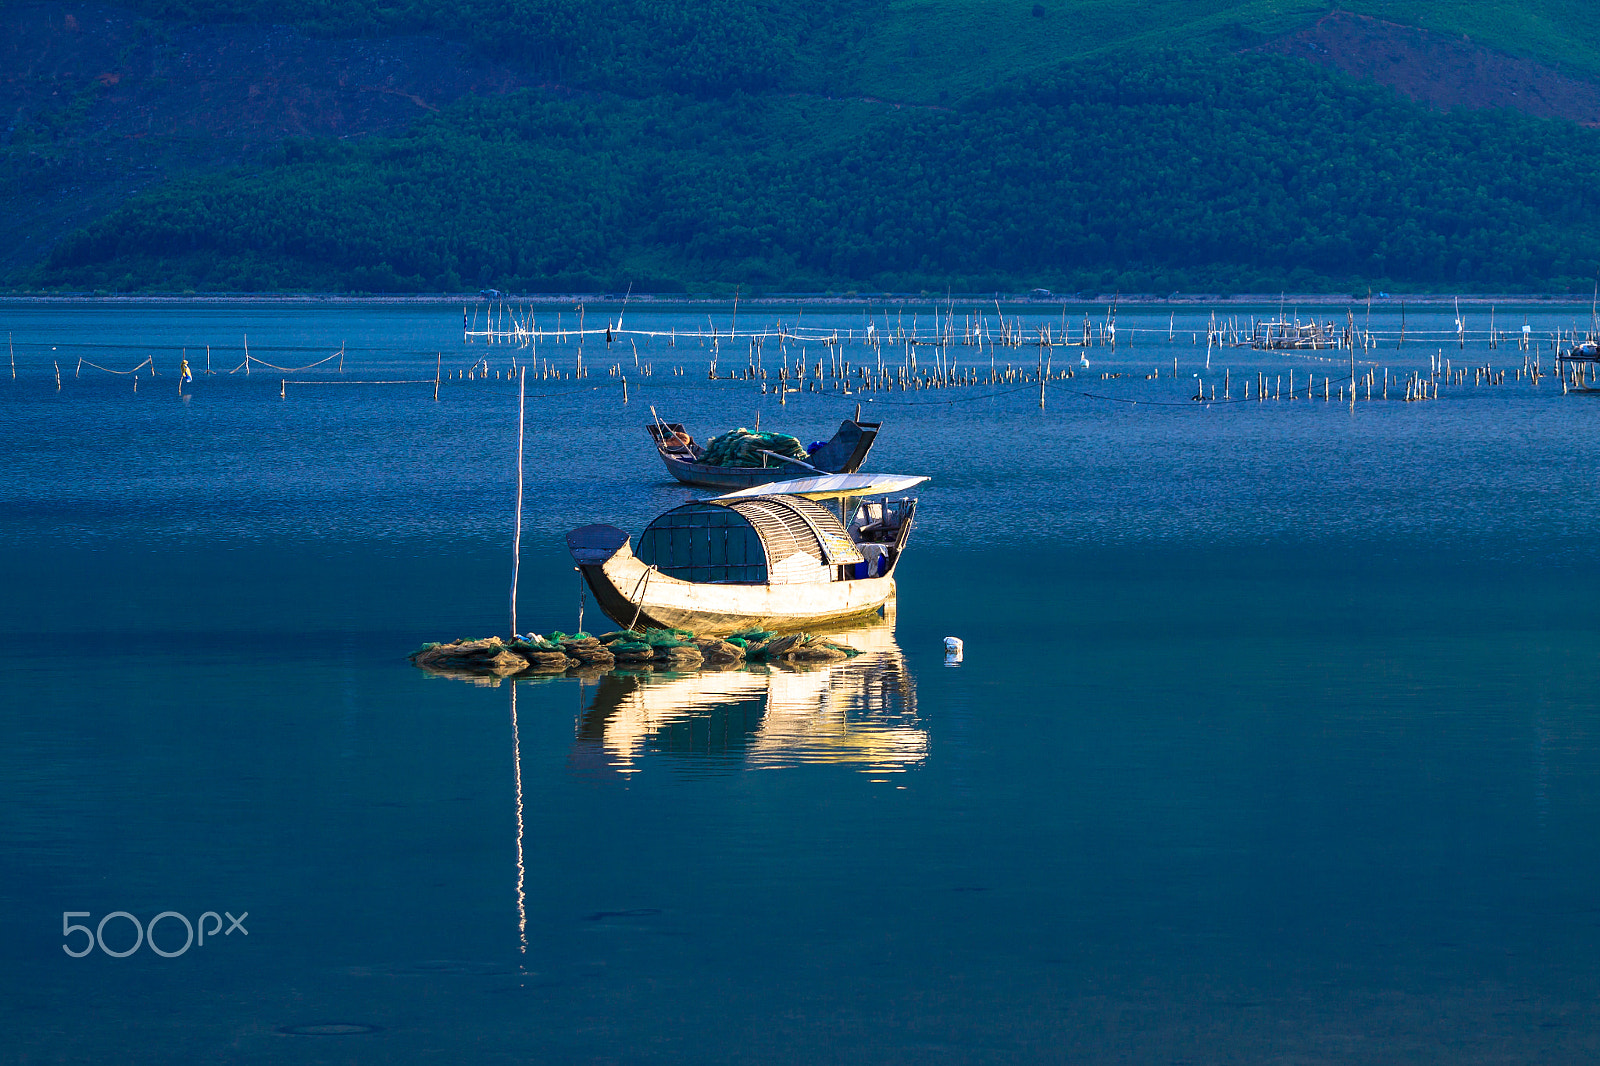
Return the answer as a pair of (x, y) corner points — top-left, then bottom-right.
(806, 419), (880, 473)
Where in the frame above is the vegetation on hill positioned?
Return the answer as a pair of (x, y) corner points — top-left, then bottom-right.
(1341, 1), (1600, 82)
(119, 0), (884, 98)
(114, 1), (1600, 101)
(33, 52), (1600, 295)
(859, 1), (1600, 101)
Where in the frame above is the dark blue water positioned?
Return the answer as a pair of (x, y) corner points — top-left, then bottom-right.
(2, 303), (1598, 1062)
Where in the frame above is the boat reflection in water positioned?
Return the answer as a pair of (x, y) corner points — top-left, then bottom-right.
(568, 607), (921, 777)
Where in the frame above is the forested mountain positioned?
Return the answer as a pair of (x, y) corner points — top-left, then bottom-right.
(7, 0), (1600, 293)
(101, 0), (1600, 100)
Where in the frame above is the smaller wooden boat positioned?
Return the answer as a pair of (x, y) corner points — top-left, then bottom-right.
(568, 473), (926, 635)
(647, 416), (880, 489)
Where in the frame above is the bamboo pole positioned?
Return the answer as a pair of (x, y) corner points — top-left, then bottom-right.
(511, 366), (526, 639)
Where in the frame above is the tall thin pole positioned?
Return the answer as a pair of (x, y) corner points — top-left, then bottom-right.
(1350, 339), (1356, 411)
(511, 366), (526, 638)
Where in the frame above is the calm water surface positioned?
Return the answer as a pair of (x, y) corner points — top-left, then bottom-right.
(2, 303), (1598, 1063)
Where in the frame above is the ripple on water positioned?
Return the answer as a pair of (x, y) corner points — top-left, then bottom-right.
(277, 1023), (383, 1036)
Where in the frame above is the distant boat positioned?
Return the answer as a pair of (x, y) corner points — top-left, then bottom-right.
(647, 416), (880, 490)
(567, 473), (926, 634)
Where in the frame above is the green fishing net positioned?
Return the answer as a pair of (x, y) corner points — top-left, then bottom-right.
(699, 428), (809, 468)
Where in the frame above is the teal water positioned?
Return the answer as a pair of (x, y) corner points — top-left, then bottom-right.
(2, 304), (1598, 1062)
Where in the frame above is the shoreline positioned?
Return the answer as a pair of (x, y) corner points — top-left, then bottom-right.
(1, 292), (1596, 310)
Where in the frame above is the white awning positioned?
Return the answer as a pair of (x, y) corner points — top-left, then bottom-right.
(710, 473), (928, 502)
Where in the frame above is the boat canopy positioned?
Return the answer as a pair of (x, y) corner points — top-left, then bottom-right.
(636, 494), (863, 585)
(711, 473), (929, 502)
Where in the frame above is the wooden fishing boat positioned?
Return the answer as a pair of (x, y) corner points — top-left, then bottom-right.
(567, 474), (926, 635)
(646, 417), (881, 489)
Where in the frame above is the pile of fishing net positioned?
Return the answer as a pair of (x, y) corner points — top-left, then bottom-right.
(411, 627), (862, 678)
(595, 628), (861, 666)
(409, 635), (574, 677)
(597, 627), (705, 665)
(698, 428), (810, 468)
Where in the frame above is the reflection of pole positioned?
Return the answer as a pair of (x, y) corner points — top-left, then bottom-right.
(511, 366), (525, 638)
(510, 681), (527, 963)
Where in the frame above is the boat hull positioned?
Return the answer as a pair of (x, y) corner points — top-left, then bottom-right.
(652, 418), (880, 489)
(581, 542), (896, 635)
(657, 454), (817, 490)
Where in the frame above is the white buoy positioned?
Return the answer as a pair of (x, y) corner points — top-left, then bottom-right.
(943, 636), (964, 665)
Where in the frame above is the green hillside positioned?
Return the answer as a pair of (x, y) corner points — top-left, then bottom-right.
(858, 1), (1600, 101)
(1342, 1), (1600, 81)
(34, 52), (1600, 295)
(113, 0), (1600, 100)
(11, 0), (1600, 293)
(854, 0), (1325, 102)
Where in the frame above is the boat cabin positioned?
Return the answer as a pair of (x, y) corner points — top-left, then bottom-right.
(634, 493), (909, 585)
